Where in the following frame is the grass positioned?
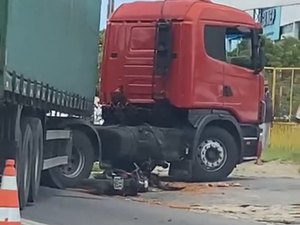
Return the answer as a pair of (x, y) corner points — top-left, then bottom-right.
(262, 122), (300, 164)
(263, 148), (300, 163)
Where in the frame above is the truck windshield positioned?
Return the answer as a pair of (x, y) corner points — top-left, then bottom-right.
(225, 27), (254, 69)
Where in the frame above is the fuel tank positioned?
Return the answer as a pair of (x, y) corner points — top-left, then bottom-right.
(96, 125), (188, 162)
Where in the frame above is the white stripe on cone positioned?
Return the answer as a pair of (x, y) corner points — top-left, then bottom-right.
(0, 176), (18, 190)
(0, 207), (21, 222)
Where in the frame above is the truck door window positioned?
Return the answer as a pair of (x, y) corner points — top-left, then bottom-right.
(204, 25), (254, 70)
(225, 27), (254, 69)
(204, 26), (226, 61)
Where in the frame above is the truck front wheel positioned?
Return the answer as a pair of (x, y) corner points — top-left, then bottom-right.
(192, 126), (238, 181)
(46, 130), (94, 188)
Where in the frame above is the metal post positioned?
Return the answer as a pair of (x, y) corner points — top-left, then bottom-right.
(289, 69), (295, 121)
(272, 68), (276, 112)
(279, 86), (282, 110)
(107, 0), (115, 20)
(106, 0), (110, 20)
(253, 9), (257, 21)
(99, 0), (102, 26)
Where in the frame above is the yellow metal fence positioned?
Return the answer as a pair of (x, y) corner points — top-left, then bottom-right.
(264, 67), (300, 122)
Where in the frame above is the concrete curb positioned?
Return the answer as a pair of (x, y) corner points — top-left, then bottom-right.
(22, 219), (52, 225)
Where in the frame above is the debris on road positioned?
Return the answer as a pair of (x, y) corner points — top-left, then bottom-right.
(82, 168), (243, 197)
(168, 203), (192, 210)
(148, 181), (242, 193)
(79, 169), (139, 196)
(85, 158), (243, 197)
(207, 182), (242, 188)
(78, 164), (151, 196)
(148, 174), (185, 191)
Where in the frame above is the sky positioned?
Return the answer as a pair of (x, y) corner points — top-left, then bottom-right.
(100, 0), (135, 29)
(99, 0), (300, 29)
(99, 0), (236, 29)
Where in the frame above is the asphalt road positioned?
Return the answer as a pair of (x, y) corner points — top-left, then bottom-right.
(21, 187), (259, 225)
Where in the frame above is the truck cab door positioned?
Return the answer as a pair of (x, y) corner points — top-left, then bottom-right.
(222, 26), (261, 123)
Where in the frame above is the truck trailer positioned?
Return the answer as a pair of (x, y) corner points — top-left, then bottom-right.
(0, 0), (102, 208)
(0, 0), (265, 209)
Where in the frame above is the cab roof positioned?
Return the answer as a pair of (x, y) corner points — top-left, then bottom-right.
(110, 0), (255, 26)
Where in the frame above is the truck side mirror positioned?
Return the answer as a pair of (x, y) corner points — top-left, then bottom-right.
(154, 20), (173, 76)
(254, 33), (265, 74)
(254, 47), (266, 74)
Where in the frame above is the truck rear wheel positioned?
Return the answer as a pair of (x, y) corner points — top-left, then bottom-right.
(17, 119), (33, 209)
(192, 126), (238, 181)
(27, 118), (44, 203)
(46, 130), (94, 188)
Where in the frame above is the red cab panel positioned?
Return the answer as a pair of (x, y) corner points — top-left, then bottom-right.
(100, 0), (264, 123)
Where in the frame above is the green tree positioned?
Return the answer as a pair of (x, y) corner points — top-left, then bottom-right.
(96, 30), (105, 91)
(264, 37), (300, 67)
(280, 37), (300, 67)
(263, 37), (283, 67)
(98, 29), (105, 68)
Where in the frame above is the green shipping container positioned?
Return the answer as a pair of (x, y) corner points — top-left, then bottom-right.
(0, 0), (101, 115)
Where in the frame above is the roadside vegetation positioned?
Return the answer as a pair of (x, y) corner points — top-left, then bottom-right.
(263, 123), (300, 165)
(260, 37), (300, 168)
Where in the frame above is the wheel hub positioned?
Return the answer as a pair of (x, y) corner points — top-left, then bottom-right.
(60, 147), (85, 178)
(197, 139), (227, 172)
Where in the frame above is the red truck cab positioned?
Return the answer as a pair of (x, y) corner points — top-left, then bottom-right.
(99, 0), (265, 181)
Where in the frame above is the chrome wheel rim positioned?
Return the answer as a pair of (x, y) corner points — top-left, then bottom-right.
(196, 139), (227, 172)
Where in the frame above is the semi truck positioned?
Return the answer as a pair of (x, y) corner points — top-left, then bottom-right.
(0, 0), (265, 209)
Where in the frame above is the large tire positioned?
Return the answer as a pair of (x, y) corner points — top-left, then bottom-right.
(46, 130), (95, 188)
(27, 118), (44, 203)
(192, 126), (238, 182)
(17, 119), (33, 209)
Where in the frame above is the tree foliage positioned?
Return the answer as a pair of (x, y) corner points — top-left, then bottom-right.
(98, 29), (105, 69)
(264, 37), (300, 67)
(263, 37), (300, 121)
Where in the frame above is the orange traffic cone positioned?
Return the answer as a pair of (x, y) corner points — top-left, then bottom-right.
(0, 160), (21, 225)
